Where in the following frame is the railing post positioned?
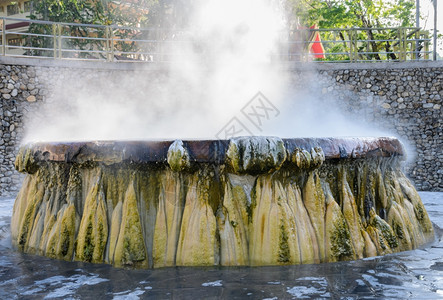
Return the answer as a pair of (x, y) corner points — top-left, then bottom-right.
(1, 18), (5, 56)
(105, 26), (110, 61)
(397, 28), (402, 61)
(105, 26), (116, 61)
(110, 27), (114, 61)
(349, 29), (357, 62)
(402, 28), (406, 61)
(52, 23), (57, 58)
(58, 24), (62, 59)
(347, 30), (352, 61)
(398, 28), (406, 61)
(53, 23), (62, 59)
(110, 27), (115, 61)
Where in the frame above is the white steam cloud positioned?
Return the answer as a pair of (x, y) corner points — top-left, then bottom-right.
(24, 0), (392, 143)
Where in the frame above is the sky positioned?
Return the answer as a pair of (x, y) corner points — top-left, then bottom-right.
(421, 0), (442, 58)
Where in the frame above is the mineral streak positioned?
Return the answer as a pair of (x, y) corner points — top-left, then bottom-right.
(11, 137), (434, 268)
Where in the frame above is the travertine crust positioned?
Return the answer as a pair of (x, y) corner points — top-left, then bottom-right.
(11, 137), (434, 268)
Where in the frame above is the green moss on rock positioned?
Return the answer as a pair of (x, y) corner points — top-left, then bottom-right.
(167, 140), (191, 172)
(226, 137), (287, 174)
(11, 140), (434, 269)
(113, 182), (148, 267)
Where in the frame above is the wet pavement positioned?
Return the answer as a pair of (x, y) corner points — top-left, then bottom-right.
(0, 192), (442, 299)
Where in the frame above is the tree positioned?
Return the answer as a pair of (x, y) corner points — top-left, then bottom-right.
(30, 0), (107, 23)
(286, 0), (420, 61)
(26, 0), (105, 58)
(289, 0), (415, 28)
(26, 0), (156, 59)
(29, 0), (159, 25)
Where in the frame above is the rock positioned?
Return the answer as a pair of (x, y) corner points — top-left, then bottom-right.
(26, 95), (36, 102)
(10, 139), (434, 267)
(167, 140), (190, 172)
(226, 136), (287, 174)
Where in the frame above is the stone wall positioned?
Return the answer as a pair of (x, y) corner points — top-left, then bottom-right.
(0, 57), (441, 195)
(0, 64), (38, 196)
(309, 63), (442, 191)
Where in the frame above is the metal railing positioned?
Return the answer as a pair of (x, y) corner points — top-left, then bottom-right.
(0, 17), (435, 63)
(283, 27), (432, 62)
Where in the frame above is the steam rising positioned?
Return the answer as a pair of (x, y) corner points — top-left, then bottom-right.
(24, 0), (391, 142)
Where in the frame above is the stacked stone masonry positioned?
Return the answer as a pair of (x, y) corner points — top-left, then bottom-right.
(0, 59), (441, 195)
(311, 64), (442, 191)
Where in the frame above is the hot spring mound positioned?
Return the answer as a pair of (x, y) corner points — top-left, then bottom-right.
(11, 137), (434, 268)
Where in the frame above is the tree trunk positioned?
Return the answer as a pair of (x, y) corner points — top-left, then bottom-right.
(366, 28), (381, 60)
(385, 41), (397, 60)
(358, 14), (382, 60)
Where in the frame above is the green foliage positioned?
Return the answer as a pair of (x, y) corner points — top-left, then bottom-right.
(290, 0), (415, 28)
(26, 0), (157, 59)
(30, 0), (106, 23)
(286, 0), (424, 61)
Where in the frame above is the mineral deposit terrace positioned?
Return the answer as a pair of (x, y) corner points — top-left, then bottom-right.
(23, 137), (404, 164)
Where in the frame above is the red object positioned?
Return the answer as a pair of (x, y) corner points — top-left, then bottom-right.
(308, 25), (325, 59)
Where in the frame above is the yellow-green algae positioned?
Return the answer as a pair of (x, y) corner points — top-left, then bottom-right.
(11, 144), (435, 268)
(75, 177), (108, 263)
(303, 171), (326, 261)
(167, 140), (191, 172)
(217, 175), (250, 266)
(226, 137), (287, 174)
(153, 170), (186, 267)
(175, 170), (218, 266)
(112, 182), (148, 267)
